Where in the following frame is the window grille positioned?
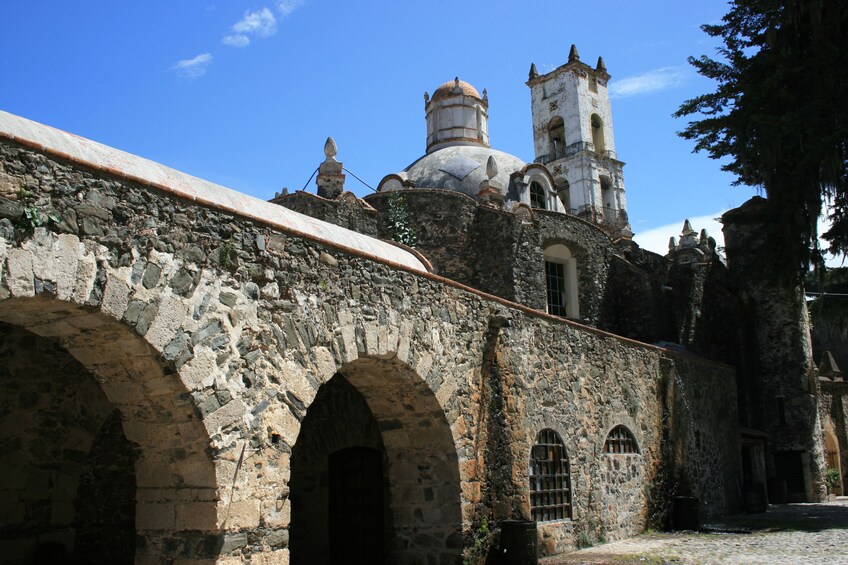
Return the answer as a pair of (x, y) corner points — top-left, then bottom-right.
(545, 261), (567, 317)
(530, 182), (547, 209)
(529, 429), (572, 521)
(604, 425), (639, 454)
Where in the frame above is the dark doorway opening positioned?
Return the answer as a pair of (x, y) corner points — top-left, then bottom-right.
(329, 447), (384, 565)
(774, 451), (807, 502)
(290, 375), (389, 565)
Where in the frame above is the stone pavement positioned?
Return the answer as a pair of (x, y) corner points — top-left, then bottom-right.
(545, 498), (848, 564)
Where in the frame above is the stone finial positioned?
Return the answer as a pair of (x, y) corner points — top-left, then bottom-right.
(568, 44), (580, 63)
(681, 219), (695, 237)
(699, 229), (709, 244)
(482, 88), (488, 104)
(317, 136), (344, 199)
(424, 91), (430, 104)
(486, 155), (498, 179)
(529, 63), (539, 80)
(478, 156), (504, 207)
(669, 236), (677, 252)
(596, 56), (607, 73)
(452, 77), (461, 94)
(323, 137), (338, 161)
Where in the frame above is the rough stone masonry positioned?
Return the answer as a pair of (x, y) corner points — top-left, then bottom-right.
(0, 114), (739, 565)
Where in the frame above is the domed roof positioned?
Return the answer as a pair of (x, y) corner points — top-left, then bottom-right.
(400, 145), (526, 198)
(431, 78), (482, 103)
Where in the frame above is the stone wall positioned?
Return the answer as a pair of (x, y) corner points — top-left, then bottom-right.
(272, 191), (379, 237)
(0, 136), (741, 563)
(663, 354), (742, 520)
(723, 198), (827, 502)
(364, 190), (623, 326)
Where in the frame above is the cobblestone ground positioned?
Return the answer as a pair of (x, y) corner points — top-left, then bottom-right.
(545, 499), (848, 564)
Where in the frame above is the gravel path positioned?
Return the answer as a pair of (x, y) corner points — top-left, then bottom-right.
(545, 499), (848, 564)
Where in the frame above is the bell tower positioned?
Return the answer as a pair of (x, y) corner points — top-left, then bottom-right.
(527, 45), (631, 236)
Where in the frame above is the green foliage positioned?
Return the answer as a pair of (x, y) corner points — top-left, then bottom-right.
(825, 467), (840, 494)
(675, 0), (848, 274)
(16, 188), (60, 230)
(385, 192), (417, 246)
(806, 267), (848, 336)
(577, 531), (593, 549)
(218, 239), (236, 271)
(463, 515), (495, 565)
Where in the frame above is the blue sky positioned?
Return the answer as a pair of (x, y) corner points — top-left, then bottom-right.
(1, 1), (787, 256)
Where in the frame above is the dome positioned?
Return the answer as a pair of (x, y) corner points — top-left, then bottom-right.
(396, 145), (526, 198)
(431, 78), (483, 103)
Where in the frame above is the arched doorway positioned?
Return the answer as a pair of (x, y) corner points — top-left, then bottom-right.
(0, 297), (220, 563)
(824, 425), (843, 495)
(290, 358), (463, 565)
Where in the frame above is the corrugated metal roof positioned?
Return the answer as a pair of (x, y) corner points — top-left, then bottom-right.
(0, 110), (428, 273)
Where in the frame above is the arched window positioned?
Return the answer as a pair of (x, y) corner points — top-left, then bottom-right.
(604, 425), (639, 454)
(530, 429), (572, 521)
(529, 181), (547, 209)
(599, 176), (616, 223)
(591, 114), (605, 154)
(543, 244), (579, 319)
(547, 116), (565, 160)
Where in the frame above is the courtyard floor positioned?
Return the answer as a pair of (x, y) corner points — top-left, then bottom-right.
(545, 498), (848, 564)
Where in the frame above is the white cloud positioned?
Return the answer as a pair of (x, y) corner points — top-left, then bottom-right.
(171, 53), (214, 79)
(275, 0), (304, 16)
(222, 7), (277, 48)
(633, 212), (725, 256)
(609, 66), (688, 99)
(222, 33), (250, 48)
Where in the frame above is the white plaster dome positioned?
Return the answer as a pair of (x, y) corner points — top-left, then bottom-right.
(379, 145), (527, 198)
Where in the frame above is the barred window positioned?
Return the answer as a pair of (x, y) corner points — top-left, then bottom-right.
(543, 244), (578, 319)
(529, 429), (572, 521)
(604, 425), (639, 454)
(545, 260), (567, 317)
(530, 181), (547, 209)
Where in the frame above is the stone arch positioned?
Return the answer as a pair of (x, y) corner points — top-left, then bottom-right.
(289, 355), (464, 565)
(530, 180), (548, 210)
(597, 418), (648, 540)
(590, 113), (605, 154)
(0, 296), (222, 563)
(0, 230), (228, 562)
(823, 422), (843, 495)
(547, 115), (566, 160)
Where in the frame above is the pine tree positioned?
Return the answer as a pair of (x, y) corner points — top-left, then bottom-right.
(675, 0), (848, 276)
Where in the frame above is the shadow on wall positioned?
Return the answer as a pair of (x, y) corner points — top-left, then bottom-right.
(290, 357), (464, 565)
(0, 298), (221, 564)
